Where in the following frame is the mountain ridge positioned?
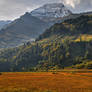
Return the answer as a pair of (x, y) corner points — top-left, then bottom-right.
(0, 3), (73, 48)
(0, 12), (49, 48)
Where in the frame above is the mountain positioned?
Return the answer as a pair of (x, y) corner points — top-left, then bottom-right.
(0, 3), (73, 48)
(31, 3), (72, 22)
(0, 12), (49, 48)
(0, 15), (92, 71)
(0, 20), (11, 30)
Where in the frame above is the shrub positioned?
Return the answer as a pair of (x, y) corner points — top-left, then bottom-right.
(52, 72), (58, 74)
(0, 72), (2, 75)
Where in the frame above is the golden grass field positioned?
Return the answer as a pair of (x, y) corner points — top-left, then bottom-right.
(0, 70), (92, 92)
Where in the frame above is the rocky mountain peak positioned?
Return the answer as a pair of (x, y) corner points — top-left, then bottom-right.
(31, 3), (72, 19)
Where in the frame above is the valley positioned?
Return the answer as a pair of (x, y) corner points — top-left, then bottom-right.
(0, 1), (92, 92)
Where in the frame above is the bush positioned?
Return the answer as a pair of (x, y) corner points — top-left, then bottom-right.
(75, 64), (85, 69)
(52, 72), (58, 74)
(0, 72), (2, 75)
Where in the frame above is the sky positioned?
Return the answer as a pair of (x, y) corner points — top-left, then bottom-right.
(0, 0), (92, 20)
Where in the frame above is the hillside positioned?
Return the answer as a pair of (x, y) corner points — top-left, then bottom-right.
(0, 12), (49, 48)
(0, 15), (92, 71)
(37, 15), (92, 40)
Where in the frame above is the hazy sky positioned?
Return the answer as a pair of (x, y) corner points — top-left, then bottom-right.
(0, 0), (92, 20)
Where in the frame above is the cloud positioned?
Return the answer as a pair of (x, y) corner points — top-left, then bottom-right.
(62, 0), (92, 12)
(0, 0), (92, 20)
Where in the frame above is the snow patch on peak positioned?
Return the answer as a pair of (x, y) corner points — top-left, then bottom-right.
(31, 3), (72, 19)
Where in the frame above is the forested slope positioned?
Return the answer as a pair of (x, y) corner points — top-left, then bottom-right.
(0, 15), (92, 71)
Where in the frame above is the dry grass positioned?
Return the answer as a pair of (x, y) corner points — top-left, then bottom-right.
(0, 71), (92, 92)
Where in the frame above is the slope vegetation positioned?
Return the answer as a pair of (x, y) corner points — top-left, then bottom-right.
(0, 15), (92, 71)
